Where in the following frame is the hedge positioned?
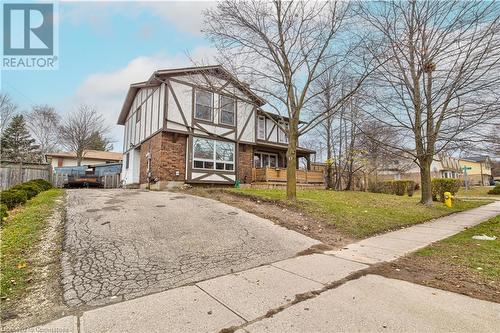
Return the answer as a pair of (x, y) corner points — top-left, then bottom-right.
(0, 190), (28, 209)
(0, 179), (53, 211)
(0, 204), (8, 221)
(488, 184), (500, 195)
(431, 178), (461, 202)
(368, 180), (416, 197)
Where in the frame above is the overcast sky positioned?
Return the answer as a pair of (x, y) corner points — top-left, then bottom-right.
(2, 1), (217, 152)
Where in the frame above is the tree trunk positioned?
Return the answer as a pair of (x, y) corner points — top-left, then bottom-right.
(77, 152), (83, 166)
(286, 120), (298, 200)
(419, 159), (433, 205)
(326, 135), (334, 189)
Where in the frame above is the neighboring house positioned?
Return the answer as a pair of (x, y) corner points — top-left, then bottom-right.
(459, 156), (492, 186)
(492, 160), (500, 182)
(117, 65), (320, 188)
(376, 153), (462, 184)
(46, 150), (123, 169)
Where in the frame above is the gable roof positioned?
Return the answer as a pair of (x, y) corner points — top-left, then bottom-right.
(462, 156), (491, 163)
(46, 150), (122, 161)
(117, 65), (265, 125)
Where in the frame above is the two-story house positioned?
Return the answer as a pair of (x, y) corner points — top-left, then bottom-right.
(117, 65), (320, 188)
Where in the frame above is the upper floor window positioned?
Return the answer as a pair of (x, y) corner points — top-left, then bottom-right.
(278, 121), (288, 143)
(257, 116), (266, 140)
(220, 95), (235, 125)
(135, 107), (141, 123)
(195, 90), (213, 121)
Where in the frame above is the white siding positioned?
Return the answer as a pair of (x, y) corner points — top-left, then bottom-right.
(166, 80), (192, 132)
(237, 102), (255, 143)
(121, 149), (141, 185)
(122, 85), (165, 152)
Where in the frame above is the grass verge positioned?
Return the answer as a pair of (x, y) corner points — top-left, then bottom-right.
(228, 189), (489, 238)
(370, 215), (500, 303)
(0, 189), (63, 300)
(457, 186), (496, 198)
(415, 215), (500, 278)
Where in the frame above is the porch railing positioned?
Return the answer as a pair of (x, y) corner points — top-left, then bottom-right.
(252, 167), (324, 184)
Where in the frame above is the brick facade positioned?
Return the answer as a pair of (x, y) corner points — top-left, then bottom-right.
(139, 132), (187, 184)
(237, 144), (254, 183)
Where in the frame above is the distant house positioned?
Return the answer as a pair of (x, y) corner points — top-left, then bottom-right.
(459, 156), (492, 186)
(46, 150), (122, 169)
(375, 153), (494, 186)
(377, 153), (462, 184)
(117, 65), (321, 188)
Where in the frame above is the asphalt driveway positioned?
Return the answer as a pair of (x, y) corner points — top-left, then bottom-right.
(61, 189), (318, 307)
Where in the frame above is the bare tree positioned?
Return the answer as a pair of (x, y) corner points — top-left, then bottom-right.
(204, 0), (378, 200)
(358, 1), (500, 204)
(0, 93), (17, 133)
(59, 105), (111, 166)
(26, 105), (60, 157)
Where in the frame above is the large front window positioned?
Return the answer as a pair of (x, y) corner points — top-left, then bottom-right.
(195, 90), (213, 121)
(254, 152), (278, 168)
(193, 137), (234, 171)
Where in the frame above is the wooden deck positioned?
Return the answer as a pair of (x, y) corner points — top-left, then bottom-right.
(252, 167), (324, 184)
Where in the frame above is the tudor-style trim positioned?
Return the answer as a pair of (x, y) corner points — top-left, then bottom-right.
(168, 83), (189, 128)
(163, 82), (168, 129)
(237, 106), (255, 142)
(219, 128), (236, 137)
(266, 123), (277, 141)
(191, 171), (235, 182)
(169, 77), (257, 107)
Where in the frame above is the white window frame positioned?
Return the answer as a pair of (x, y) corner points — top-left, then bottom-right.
(278, 121), (288, 143)
(194, 90), (214, 122)
(192, 137), (235, 171)
(219, 95), (235, 126)
(254, 152), (278, 168)
(257, 116), (266, 140)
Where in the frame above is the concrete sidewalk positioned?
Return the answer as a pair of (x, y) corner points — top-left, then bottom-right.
(22, 201), (500, 333)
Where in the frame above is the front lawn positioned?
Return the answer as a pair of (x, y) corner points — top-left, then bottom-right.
(415, 215), (500, 279)
(456, 186), (496, 198)
(0, 189), (63, 300)
(229, 189), (488, 238)
(371, 215), (500, 303)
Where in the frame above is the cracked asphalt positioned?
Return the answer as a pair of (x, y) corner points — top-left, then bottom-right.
(61, 189), (318, 308)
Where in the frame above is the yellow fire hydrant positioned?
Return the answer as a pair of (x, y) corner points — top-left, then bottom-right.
(444, 191), (453, 208)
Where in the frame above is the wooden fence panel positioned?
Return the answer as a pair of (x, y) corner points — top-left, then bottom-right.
(0, 163), (51, 190)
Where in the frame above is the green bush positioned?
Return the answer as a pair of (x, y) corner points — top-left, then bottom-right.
(0, 204), (8, 221)
(0, 179), (52, 210)
(11, 183), (42, 199)
(369, 180), (415, 196)
(368, 181), (383, 193)
(431, 178), (461, 202)
(488, 184), (500, 195)
(407, 181), (416, 197)
(392, 181), (407, 196)
(29, 179), (52, 191)
(0, 190), (28, 209)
